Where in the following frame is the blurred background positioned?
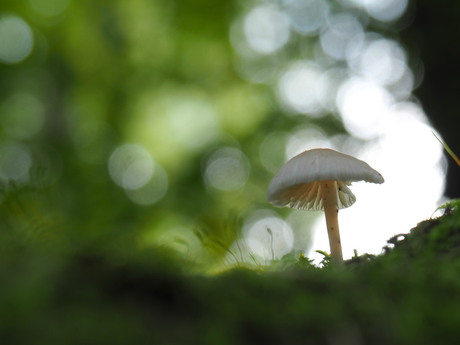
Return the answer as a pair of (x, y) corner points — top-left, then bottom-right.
(0, 0), (457, 268)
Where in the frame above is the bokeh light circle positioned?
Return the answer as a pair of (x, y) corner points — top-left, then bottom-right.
(0, 143), (32, 183)
(108, 144), (154, 190)
(364, 0), (409, 22)
(203, 147), (250, 192)
(320, 13), (364, 61)
(337, 77), (393, 140)
(285, 0), (329, 35)
(0, 15), (34, 64)
(278, 62), (327, 116)
(243, 210), (294, 261)
(243, 5), (290, 54)
(125, 164), (168, 206)
(29, 0), (71, 17)
(354, 38), (408, 87)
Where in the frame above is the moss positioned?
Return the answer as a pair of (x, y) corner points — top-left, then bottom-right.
(1, 201), (460, 344)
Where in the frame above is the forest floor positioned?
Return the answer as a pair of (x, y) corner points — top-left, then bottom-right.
(1, 200), (460, 345)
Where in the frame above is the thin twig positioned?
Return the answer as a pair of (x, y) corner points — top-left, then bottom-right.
(433, 131), (460, 166)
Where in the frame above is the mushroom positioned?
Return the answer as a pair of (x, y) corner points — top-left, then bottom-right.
(267, 148), (384, 263)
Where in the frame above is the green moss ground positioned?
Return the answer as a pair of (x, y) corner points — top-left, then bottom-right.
(1, 201), (460, 345)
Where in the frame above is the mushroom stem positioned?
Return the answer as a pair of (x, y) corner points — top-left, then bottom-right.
(322, 180), (343, 263)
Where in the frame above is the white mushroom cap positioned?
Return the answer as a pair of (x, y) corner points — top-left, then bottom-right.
(267, 148), (384, 211)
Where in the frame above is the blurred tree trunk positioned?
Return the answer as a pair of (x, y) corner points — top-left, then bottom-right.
(404, 0), (460, 198)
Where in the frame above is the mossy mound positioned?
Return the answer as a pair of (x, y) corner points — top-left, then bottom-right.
(1, 201), (460, 345)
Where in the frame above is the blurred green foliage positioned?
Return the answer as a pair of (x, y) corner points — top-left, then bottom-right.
(0, 0), (343, 267)
(0, 0), (260, 264)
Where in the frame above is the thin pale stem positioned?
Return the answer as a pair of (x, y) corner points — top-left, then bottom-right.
(321, 180), (343, 263)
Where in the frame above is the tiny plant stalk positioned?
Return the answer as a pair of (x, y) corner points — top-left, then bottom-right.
(322, 180), (343, 263)
(433, 131), (460, 166)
